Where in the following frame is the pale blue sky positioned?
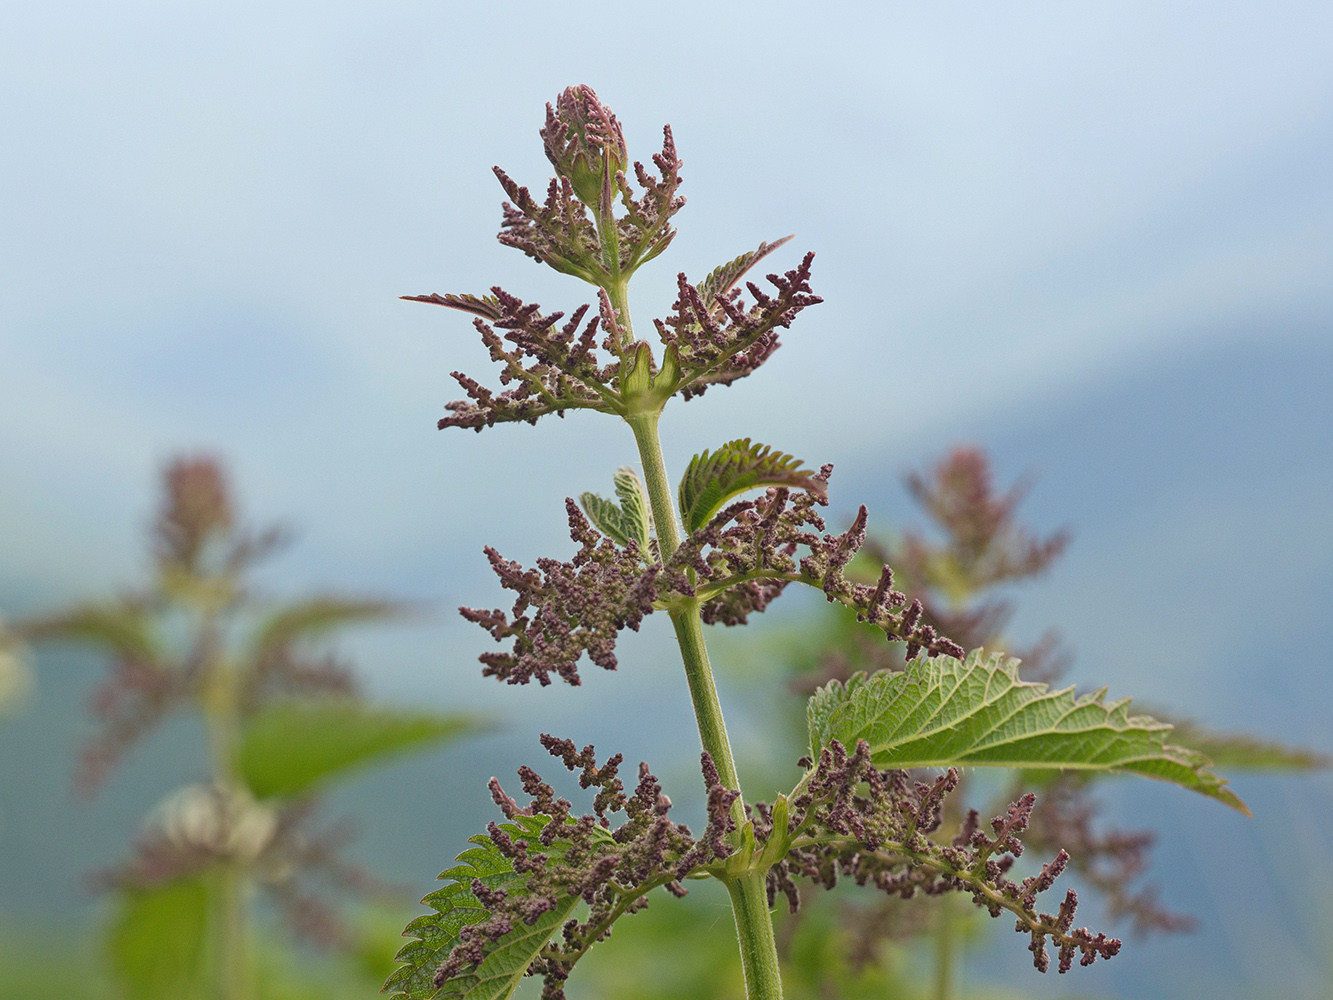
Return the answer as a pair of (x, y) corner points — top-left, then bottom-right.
(2, 8), (1332, 995)
(3, 1), (1332, 605)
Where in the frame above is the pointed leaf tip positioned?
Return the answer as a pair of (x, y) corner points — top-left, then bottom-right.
(808, 650), (1249, 814)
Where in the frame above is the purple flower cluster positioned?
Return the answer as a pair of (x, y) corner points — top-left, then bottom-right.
(461, 471), (961, 686)
(673, 468), (964, 659)
(655, 247), (822, 400)
(521, 84), (683, 280)
(757, 740), (1122, 975)
(409, 85), (825, 435)
(1026, 775), (1194, 934)
(404, 287), (626, 431)
(434, 736), (738, 1000)
(460, 500), (660, 685)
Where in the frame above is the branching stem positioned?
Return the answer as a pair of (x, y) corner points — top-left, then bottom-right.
(623, 365), (784, 1000)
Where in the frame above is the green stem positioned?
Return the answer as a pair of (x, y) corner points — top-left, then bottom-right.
(667, 607), (742, 794)
(601, 188), (783, 996)
(199, 613), (250, 1000)
(933, 898), (956, 1000)
(625, 412), (741, 794)
(625, 408), (783, 1000)
(214, 867), (250, 1000)
(727, 873), (786, 1000)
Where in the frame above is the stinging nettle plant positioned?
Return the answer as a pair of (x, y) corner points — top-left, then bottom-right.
(19, 457), (476, 1000)
(386, 86), (1253, 1000)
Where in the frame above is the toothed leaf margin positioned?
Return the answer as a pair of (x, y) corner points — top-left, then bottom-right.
(678, 439), (824, 533)
(808, 650), (1248, 814)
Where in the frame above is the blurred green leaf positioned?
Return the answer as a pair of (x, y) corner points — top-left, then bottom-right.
(107, 877), (210, 1000)
(251, 597), (406, 656)
(18, 603), (158, 662)
(0, 617), (32, 714)
(238, 701), (478, 799)
(1164, 723), (1329, 771)
(809, 650), (1249, 814)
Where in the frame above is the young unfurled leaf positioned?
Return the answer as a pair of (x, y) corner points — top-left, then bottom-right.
(807, 650), (1248, 814)
(384, 825), (581, 1000)
(694, 236), (794, 317)
(578, 491), (634, 547)
(678, 439), (825, 533)
(613, 467), (653, 550)
(578, 467), (652, 552)
(239, 701), (478, 800)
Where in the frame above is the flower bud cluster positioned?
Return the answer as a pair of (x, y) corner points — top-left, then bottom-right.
(1025, 775), (1194, 934)
(492, 85), (683, 284)
(435, 737), (738, 999)
(541, 85), (628, 210)
(404, 288), (623, 431)
(757, 740), (1121, 975)
(655, 249), (822, 400)
(460, 500), (660, 685)
(674, 469), (964, 660)
(462, 472), (961, 686)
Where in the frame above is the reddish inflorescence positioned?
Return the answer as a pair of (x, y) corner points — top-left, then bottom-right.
(757, 740), (1122, 975)
(656, 249), (822, 400)
(460, 500), (660, 685)
(461, 470), (961, 686)
(434, 737), (739, 1000)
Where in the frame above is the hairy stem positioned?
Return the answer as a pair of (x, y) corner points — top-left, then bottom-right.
(624, 399), (783, 1000)
(727, 872), (786, 1000)
(602, 177), (783, 994)
(214, 867), (250, 1000)
(625, 411), (742, 797)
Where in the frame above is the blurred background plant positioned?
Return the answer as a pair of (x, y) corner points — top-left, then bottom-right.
(3, 456), (478, 1000)
(0, 445), (1326, 999)
(571, 446), (1327, 1000)
(0, 616), (32, 717)
(4, 7), (1333, 992)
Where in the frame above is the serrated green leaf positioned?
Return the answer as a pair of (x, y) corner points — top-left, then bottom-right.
(613, 467), (652, 551)
(239, 701), (478, 800)
(107, 877), (210, 1000)
(400, 292), (505, 320)
(695, 236), (794, 315)
(808, 650), (1249, 814)
(579, 468), (652, 552)
(384, 823), (582, 999)
(250, 597), (405, 658)
(578, 491), (634, 547)
(678, 439), (824, 533)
